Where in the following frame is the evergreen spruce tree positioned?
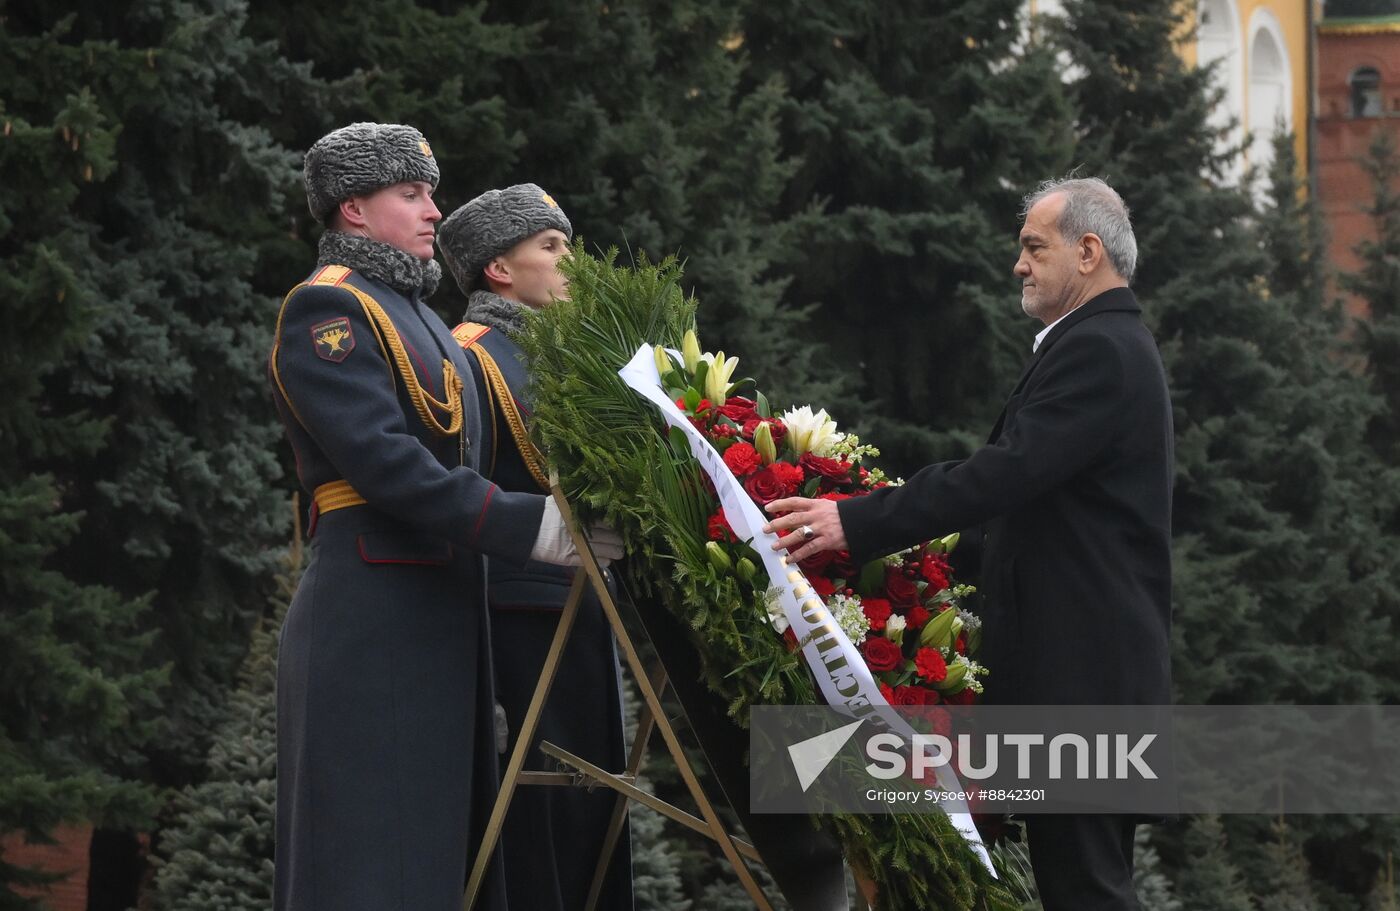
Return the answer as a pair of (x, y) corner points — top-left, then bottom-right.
(732, 0), (1077, 471)
(1254, 817), (1320, 911)
(5, 0), (323, 897)
(145, 519), (300, 911)
(1172, 816), (1254, 911)
(1346, 131), (1400, 482)
(1134, 828), (1182, 911)
(0, 12), (170, 907)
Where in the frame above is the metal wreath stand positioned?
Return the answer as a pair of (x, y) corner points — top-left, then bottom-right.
(462, 473), (776, 911)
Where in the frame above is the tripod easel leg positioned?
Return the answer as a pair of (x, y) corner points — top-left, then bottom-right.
(552, 480), (774, 911)
(463, 571), (587, 910)
(583, 659), (667, 911)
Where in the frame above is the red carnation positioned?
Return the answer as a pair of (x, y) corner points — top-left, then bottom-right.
(860, 636), (903, 673)
(862, 597), (893, 631)
(921, 553), (951, 591)
(905, 605), (931, 629)
(914, 647), (948, 683)
(817, 491), (853, 502)
(799, 452), (851, 481)
(810, 575), (836, 598)
(955, 632), (968, 655)
(722, 442), (761, 477)
(884, 568), (921, 608)
(707, 509), (738, 543)
(717, 396), (759, 423)
(878, 681), (896, 704)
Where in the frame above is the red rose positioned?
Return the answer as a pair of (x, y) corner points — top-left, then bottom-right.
(799, 549), (837, 575)
(717, 396), (758, 423)
(799, 452), (851, 481)
(741, 418), (788, 444)
(743, 462), (804, 505)
(861, 597), (893, 631)
(860, 636), (903, 673)
(707, 509), (738, 543)
(722, 442), (761, 477)
(944, 687), (976, 706)
(905, 605), (931, 629)
(833, 551), (859, 579)
(914, 647), (948, 683)
(892, 685), (925, 706)
(884, 568), (920, 608)
(810, 575), (836, 598)
(921, 553), (951, 591)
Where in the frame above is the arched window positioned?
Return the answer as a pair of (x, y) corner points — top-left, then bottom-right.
(1351, 66), (1383, 118)
(1247, 11), (1292, 174)
(1197, 0), (1245, 182)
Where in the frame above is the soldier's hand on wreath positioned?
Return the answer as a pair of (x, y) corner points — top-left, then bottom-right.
(530, 499), (625, 566)
(762, 496), (848, 563)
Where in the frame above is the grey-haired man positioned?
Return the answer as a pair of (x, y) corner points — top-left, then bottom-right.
(766, 177), (1172, 911)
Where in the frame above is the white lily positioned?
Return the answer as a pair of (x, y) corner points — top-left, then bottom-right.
(781, 405), (844, 456)
(701, 350), (739, 406)
(765, 589), (790, 635)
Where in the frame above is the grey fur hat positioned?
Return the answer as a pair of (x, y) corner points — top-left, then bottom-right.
(303, 122), (440, 222)
(437, 183), (573, 294)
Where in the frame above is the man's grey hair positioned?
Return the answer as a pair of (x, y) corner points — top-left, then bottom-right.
(1021, 176), (1138, 283)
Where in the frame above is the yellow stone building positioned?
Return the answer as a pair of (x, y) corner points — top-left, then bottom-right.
(1027, 1), (1317, 179)
(1182, 0), (1316, 179)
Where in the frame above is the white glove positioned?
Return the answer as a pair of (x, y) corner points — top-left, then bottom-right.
(529, 498), (626, 567)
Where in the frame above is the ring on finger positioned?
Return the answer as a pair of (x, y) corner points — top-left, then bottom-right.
(801, 525), (815, 540)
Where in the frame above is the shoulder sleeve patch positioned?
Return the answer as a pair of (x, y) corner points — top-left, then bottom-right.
(311, 316), (355, 362)
(452, 321), (492, 348)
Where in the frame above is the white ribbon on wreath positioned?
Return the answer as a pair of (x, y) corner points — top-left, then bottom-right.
(620, 343), (995, 876)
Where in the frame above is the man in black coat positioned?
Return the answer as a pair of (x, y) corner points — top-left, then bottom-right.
(765, 176), (1172, 911)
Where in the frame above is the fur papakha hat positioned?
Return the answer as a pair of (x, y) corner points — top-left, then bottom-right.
(303, 122), (440, 222)
(437, 183), (573, 294)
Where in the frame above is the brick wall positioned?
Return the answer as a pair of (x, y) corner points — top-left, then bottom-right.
(2, 824), (92, 911)
(1315, 24), (1400, 315)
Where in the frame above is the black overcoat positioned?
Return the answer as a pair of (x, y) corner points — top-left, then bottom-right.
(839, 287), (1173, 706)
(269, 260), (543, 911)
